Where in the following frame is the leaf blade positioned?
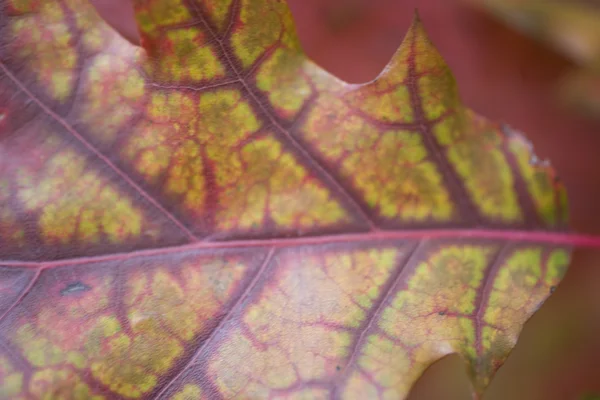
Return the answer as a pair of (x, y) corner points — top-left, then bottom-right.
(0, 0), (578, 398)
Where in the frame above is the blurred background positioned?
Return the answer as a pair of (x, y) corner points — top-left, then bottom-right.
(92, 0), (600, 398)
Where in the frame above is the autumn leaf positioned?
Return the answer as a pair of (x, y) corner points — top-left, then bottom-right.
(0, 0), (594, 399)
(471, 0), (600, 118)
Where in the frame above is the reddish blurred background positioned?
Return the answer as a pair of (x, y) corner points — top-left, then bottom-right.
(92, 0), (600, 398)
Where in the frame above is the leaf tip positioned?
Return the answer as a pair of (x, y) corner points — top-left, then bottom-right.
(374, 7), (454, 88)
(411, 8), (423, 26)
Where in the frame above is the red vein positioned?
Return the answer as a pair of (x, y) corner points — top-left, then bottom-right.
(0, 268), (41, 323)
(0, 62), (198, 242)
(2, 229), (599, 269)
(405, 27), (481, 226)
(149, 78), (240, 91)
(153, 247), (276, 398)
(183, 0), (378, 231)
(239, 82), (379, 231)
(332, 240), (423, 397)
(499, 127), (545, 228)
(473, 243), (511, 358)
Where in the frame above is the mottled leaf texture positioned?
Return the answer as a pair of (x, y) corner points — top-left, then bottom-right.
(0, 0), (572, 399)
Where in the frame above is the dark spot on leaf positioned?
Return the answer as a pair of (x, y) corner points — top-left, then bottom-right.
(438, 310), (446, 316)
(550, 286), (556, 293)
(60, 281), (91, 296)
(554, 175), (561, 183)
(336, 365), (341, 371)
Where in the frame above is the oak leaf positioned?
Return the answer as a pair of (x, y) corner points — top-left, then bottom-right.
(0, 0), (578, 398)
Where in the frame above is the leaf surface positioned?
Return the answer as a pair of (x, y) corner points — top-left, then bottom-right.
(0, 0), (572, 398)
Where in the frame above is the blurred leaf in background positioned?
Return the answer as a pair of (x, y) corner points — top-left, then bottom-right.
(581, 394), (600, 400)
(471, 0), (600, 118)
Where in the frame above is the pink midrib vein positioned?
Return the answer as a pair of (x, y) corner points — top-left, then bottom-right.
(3, 228), (600, 269)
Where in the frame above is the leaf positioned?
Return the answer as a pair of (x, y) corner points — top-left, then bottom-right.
(560, 65), (600, 118)
(471, 0), (600, 118)
(581, 395), (600, 400)
(0, 0), (577, 398)
(472, 0), (600, 66)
